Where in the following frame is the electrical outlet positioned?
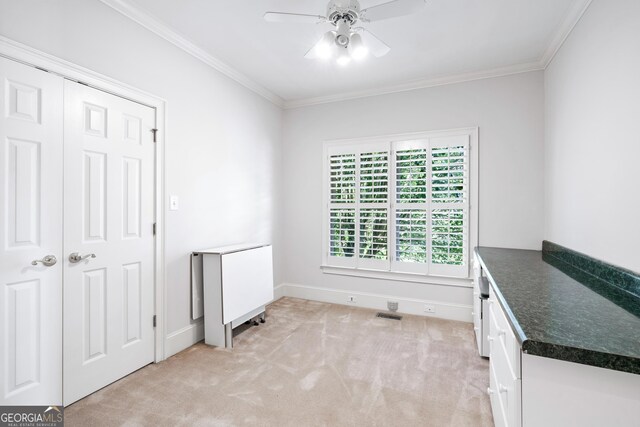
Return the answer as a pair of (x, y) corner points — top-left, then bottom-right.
(424, 304), (436, 314)
(387, 301), (398, 312)
(347, 296), (356, 304)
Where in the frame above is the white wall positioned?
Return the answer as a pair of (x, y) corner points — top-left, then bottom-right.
(0, 0), (283, 355)
(282, 71), (544, 310)
(544, 0), (640, 273)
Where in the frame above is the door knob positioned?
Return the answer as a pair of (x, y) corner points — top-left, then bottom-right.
(69, 252), (96, 263)
(32, 255), (57, 267)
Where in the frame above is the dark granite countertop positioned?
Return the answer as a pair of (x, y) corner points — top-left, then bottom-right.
(475, 246), (640, 375)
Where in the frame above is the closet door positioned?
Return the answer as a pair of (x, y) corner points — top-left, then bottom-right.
(62, 80), (156, 405)
(0, 57), (64, 405)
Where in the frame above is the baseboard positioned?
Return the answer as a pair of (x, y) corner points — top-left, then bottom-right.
(273, 283), (286, 301)
(164, 285), (285, 358)
(279, 282), (472, 322)
(164, 282), (464, 358)
(165, 320), (204, 358)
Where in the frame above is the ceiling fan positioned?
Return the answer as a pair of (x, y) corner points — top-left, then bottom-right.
(264, 0), (427, 65)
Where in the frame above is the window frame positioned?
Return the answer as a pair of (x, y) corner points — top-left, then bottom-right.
(321, 127), (479, 283)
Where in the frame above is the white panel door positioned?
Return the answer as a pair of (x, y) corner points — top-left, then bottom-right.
(63, 81), (155, 405)
(0, 57), (63, 405)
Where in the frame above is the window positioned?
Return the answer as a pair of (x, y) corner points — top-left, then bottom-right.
(323, 129), (477, 280)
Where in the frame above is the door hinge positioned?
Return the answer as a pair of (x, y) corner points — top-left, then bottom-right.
(151, 128), (158, 143)
(153, 315), (157, 328)
(153, 223), (156, 236)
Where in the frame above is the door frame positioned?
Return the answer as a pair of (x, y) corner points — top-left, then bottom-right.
(0, 35), (168, 362)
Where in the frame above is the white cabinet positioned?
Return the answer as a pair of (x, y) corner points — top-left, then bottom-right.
(486, 285), (640, 427)
(195, 244), (274, 348)
(521, 353), (640, 427)
(472, 254), (490, 357)
(488, 287), (521, 427)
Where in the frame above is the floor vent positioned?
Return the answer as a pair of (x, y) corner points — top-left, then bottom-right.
(376, 312), (403, 321)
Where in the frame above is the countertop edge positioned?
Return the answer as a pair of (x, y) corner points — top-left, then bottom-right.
(475, 247), (640, 376)
(522, 341), (640, 375)
(474, 248), (528, 345)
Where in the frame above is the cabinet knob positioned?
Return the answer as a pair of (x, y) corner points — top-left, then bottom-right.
(487, 387), (494, 395)
(499, 384), (509, 394)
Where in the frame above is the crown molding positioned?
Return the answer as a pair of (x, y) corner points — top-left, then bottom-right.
(0, 35), (166, 108)
(99, 0), (592, 111)
(540, 0), (593, 67)
(98, 0), (284, 107)
(283, 61), (544, 109)
(283, 0), (593, 109)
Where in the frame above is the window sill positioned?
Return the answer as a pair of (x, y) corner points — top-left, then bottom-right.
(320, 265), (473, 288)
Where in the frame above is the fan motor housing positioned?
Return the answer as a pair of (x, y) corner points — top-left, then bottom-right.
(327, 0), (360, 24)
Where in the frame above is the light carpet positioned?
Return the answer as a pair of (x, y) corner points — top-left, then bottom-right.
(65, 297), (493, 426)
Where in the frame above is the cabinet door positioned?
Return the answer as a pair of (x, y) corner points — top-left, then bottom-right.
(472, 289), (482, 353)
(489, 288), (522, 427)
(221, 246), (274, 324)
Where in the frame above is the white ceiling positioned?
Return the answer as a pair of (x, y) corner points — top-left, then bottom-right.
(115, 0), (590, 106)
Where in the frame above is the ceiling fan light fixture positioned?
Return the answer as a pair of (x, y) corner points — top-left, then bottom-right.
(266, 0), (422, 64)
(335, 34), (350, 47)
(335, 18), (351, 47)
(348, 33), (368, 60)
(336, 47), (352, 66)
(314, 31), (337, 59)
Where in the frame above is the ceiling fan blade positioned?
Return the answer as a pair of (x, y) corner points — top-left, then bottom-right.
(360, 0), (426, 22)
(304, 41), (321, 59)
(359, 29), (391, 57)
(264, 12), (326, 24)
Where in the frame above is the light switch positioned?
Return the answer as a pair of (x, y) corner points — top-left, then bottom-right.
(170, 195), (179, 211)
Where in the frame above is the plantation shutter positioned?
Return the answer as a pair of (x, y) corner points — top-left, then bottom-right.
(327, 150), (357, 267)
(428, 135), (470, 277)
(357, 143), (390, 270)
(325, 129), (475, 279)
(391, 140), (429, 273)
